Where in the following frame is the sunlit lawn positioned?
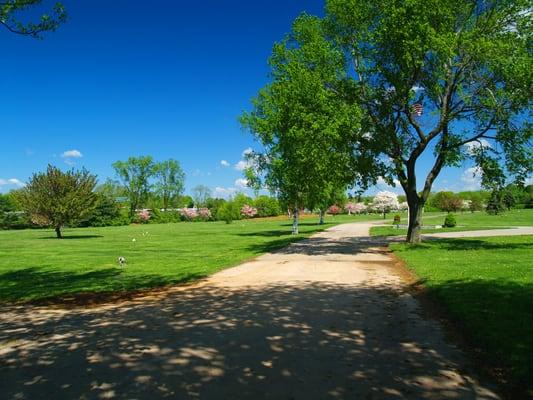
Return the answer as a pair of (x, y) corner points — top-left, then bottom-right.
(391, 235), (533, 390)
(370, 209), (533, 237)
(0, 213), (384, 303)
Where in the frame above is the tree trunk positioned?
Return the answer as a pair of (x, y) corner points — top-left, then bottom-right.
(406, 200), (424, 244)
(55, 226), (63, 239)
(318, 209), (324, 225)
(292, 208), (299, 235)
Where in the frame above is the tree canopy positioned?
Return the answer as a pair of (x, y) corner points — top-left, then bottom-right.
(326, 0), (532, 242)
(1, 0), (66, 37)
(241, 14), (379, 233)
(16, 165), (97, 238)
(112, 156), (155, 216)
(244, 0), (532, 241)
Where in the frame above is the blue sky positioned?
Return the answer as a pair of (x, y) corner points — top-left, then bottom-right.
(0, 0), (486, 197)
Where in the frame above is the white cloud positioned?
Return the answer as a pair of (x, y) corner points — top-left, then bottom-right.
(411, 85), (424, 92)
(234, 178), (248, 189)
(234, 160), (250, 171)
(213, 186), (238, 199)
(461, 166), (483, 190)
(242, 147), (253, 157)
(220, 160), (230, 167)
(0, 178), (24, 187)
(61, 149), (83, 158)
(464, 139), (492, 154)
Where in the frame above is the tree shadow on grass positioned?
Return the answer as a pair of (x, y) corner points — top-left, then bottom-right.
(406, 238), (532, 251)
(413, 278), (533, 395)
(0, 267), (206, 304)
(38, 234), (104, 240)
(0, 281), (506, 400)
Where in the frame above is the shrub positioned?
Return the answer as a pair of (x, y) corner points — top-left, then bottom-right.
(393, 214), (401, 225)
(254, 196), (281, 217)
(79, 194), (122, 227)
(137, 209), (151, 223)
(198, 207), (212, 221)
(443, 213), (457, 227)
(328, 205), (341, 215)
(0, 211), (32, 230)
(217, 202), (239, 224)
(180, 208), (198, 221)
(241, 204), (258, 218)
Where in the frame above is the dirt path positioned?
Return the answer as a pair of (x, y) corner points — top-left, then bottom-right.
(0, 223), (500, 399)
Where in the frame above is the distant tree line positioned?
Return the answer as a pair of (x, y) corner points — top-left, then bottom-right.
(1, 159), (530, 236)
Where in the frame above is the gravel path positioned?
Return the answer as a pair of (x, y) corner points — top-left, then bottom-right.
(0, 223), (501, 399)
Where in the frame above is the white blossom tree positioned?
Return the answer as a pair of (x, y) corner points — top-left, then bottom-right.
(372, 191), (399, 219)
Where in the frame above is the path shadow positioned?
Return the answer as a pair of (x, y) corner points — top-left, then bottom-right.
(0, 281), (502, 400)
(249, 235), (394, 257)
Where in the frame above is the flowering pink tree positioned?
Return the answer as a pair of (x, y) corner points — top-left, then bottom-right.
(354, 203), (367, 214)
(241, 204), (258, 218)
(344, 202), (357, 215)
(198, 208), (212, 220)
(180, 208), (198, 221)
(137, 209), (151, 223)
(328, 205), (341, 215)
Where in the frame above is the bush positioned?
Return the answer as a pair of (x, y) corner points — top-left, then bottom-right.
(0, 211), (33, 230)
(79, 194), (122, 227)
(443, 213), (457, 228)
(328, 205), (341, 215)
(217, 202), (240, 224)
(393, 214), (401, 225)
(254, 196), (281, 217)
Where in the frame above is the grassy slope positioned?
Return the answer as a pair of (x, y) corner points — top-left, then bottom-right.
(0, 213), (383, 303)
(391, 235), (533, 389)
(370, 209), (533, 236)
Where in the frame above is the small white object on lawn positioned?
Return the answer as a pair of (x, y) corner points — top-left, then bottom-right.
(118, 256), (126, 266)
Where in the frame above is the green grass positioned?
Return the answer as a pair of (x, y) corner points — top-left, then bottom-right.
(370, 209), (533, 236)
(0, 213), (379, 303)
(391, 235), (533, 389)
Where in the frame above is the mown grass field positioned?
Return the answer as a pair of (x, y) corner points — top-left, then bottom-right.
(0, 213), (388, 303)
(370, 209), (533, 236)
(391, 235), (533, 391)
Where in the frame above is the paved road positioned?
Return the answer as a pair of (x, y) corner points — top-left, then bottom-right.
(0, 223), (501, 399)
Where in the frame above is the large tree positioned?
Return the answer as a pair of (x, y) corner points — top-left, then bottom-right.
(16, 165), (97, 238)
(1, 0), (66, 37)
(324, 0), (532, 243)
(112, 156), (155, 216)
(154, 159), (185, 210)
(192, 185), (211, 208)
(241, 14), (378, 234)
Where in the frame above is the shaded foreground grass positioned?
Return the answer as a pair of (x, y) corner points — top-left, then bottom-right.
(391, 235), (533, 392)
(371, 209), (533, 237)
(0, 214), (378, 303)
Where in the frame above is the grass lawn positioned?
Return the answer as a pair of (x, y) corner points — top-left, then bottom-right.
(0, 213), (382, 303)
(391, 235), (533, 390)
(370, 209), (533, 236)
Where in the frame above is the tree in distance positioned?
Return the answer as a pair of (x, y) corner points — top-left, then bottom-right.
(16, 165), (97, 238)
(112, 156), (155, 217)
(154, 159), (185, 210)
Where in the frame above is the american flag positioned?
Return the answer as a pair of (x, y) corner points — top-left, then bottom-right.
(412, 103), (423, 116)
